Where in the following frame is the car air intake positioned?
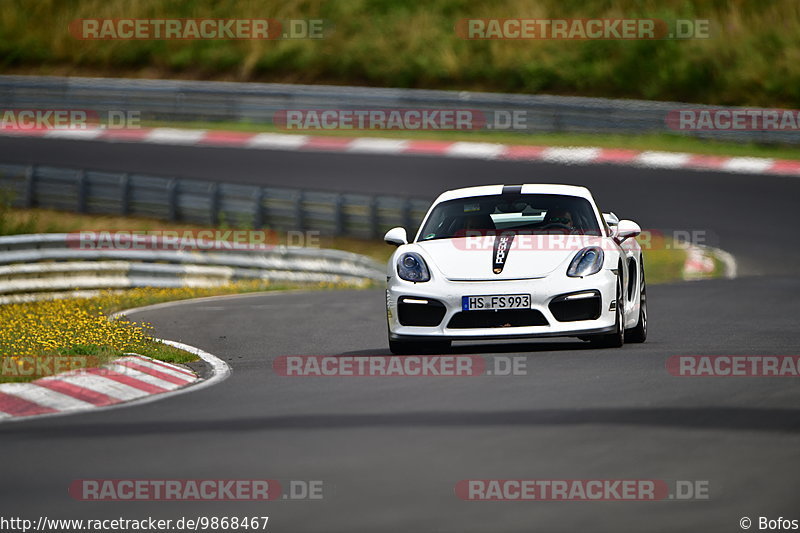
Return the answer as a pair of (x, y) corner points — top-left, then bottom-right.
(549, 291), (602, 322)
(447, 309), (548, 329)
(398, 297), (447, 327)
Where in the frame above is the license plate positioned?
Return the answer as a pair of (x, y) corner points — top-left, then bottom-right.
(462, 294), (531, 311)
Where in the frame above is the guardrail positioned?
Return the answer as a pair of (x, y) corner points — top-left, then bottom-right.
(0, 75), (797, 145)
(0, 163), (430, 240)
(0, 233), (385, 304)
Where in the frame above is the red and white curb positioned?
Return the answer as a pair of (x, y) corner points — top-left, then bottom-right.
(682, 245), (737, 281)
(0, 340), (230, 423)
(2, 127), (799, 177)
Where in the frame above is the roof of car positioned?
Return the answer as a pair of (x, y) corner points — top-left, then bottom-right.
(434, 184), (594, 204)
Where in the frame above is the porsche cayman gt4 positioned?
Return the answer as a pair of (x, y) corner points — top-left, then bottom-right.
(384, 184), (647, 354)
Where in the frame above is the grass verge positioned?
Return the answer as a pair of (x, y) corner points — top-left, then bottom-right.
(0, 281), (358, 384)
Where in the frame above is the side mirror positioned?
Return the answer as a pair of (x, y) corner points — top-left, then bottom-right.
(603, 212), (619, 227)
(384, 227), (408, 246)
(615, 219), (641, 243)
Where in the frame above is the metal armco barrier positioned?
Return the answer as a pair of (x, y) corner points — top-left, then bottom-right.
(0, 75), (797, 144)
(0, 233), (385, 304)
(0, 163), (430, 240)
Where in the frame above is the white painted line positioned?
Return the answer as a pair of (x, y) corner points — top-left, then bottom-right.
(145, 128), (207, 145)
(0, 383), (95, 411)
(43, 129), (105, 140)
(635, 151), (692, 168)
(723, 157), (774, 174)
(541, 147), (602, 164)
(346, 138), (410, 154)
(446, 142), (506, 159)
(105, 363), (182, 390)
(247, 133), (309, 149)
(119, 356), (198, 381)
(48, 373), (149, 401)
(159, 339), (231, 389)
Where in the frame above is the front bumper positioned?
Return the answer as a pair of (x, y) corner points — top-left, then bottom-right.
(387, 270), (618, 341)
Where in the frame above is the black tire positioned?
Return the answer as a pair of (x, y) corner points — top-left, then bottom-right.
(389, 339), (451, 355)
(625, 264), (647, 343)
(589, 276), (625, 348)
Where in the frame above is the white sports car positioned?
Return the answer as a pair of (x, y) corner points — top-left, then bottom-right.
(384, 184), (646, 353)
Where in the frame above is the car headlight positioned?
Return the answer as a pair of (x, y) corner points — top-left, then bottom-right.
(397, 252), (431, 282)
(567, 246), (604, 277)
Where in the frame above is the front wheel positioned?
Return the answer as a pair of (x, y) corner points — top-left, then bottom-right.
(625, 267), (647, 343)
(589, 277), (625, 348)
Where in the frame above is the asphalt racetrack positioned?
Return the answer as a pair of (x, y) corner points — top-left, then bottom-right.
(1, 136), (799, 532)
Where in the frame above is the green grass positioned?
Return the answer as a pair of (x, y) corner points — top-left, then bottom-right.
(2, 0), (799, 108)
(0, 282), (351, 384)
(149, 119), (800, 160)
(643, 245), (689, 285)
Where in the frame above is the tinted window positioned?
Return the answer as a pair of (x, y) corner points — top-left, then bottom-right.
(418, 194), (601, 241)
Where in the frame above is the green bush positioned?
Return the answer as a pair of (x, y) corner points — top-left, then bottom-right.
(0, 0), (798, 106)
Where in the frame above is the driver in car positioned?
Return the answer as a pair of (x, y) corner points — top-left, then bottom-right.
(543, 207), (575, 229)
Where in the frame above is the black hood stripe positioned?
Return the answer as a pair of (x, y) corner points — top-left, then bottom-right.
(502, 184), (523, 195)
(493, 185), (521, 273)
(492, 233), (515, 274)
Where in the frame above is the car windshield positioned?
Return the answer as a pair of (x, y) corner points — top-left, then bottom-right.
(417, 193), (602, 241)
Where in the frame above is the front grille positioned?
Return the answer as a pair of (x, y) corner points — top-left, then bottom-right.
(549, 293), (601, 322)
(447, 309), (548, 329)
(398, 298), (446, 326)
